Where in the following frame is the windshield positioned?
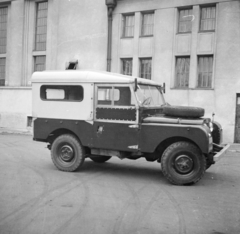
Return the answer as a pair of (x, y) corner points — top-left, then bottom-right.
(136, 84), (165, 107)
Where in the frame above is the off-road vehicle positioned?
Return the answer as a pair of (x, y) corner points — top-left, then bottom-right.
(32, 70), (229, 185)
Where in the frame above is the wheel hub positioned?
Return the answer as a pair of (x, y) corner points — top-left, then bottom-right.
(174, 155), (193, 174)
(60, 145), (74, 162)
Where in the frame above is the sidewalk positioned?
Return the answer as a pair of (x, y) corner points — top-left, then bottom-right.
(228, 143), (240, 153)
(0, 127), (32, 135)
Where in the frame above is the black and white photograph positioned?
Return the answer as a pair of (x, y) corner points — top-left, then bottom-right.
(0, 0), (240, 233)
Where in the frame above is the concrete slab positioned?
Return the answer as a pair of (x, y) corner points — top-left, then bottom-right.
(0, 135), (240, 234)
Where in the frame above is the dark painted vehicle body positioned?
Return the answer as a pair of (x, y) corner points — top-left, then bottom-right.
(33, 112), (210, 155)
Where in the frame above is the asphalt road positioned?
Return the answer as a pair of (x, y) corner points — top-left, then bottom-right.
(0, 134), (240, 234)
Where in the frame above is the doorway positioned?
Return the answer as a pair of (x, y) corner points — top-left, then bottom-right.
(235, 94), (240, 143)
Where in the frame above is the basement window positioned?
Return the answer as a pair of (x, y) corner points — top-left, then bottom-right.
(27, 116), (33, 127)
(66, 60), (78, 70)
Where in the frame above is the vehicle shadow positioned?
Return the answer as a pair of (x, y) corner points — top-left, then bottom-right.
(76, 158), (168, 185)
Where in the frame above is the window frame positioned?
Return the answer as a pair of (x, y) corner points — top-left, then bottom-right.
(199, 5), (216, 32)
(140, 11), (154, 37)
(32, 1), (48, 75)
(139, 58), (152, 80)
(121, 58), (133, 76)
(95, 84), (138, 123)
(40, 85), (84, 102)
(0, 6), (8, 54)
(96, 85), (135, 107)
(0, 6), (8, 86)
(175, 56), (190, 89)
(197, 55), (213, 89)
(0, 57), (6, 86)
(122, 13), (135, 38)
(34, 1), (48, 51)
(177, 8), (193, 34)
(34, 55), (46, 72)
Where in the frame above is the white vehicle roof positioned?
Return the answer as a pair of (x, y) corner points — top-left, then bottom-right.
(31, 70), (161, 86)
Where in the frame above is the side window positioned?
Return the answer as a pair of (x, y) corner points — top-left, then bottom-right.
(114, 87), (132, 106)
(97, 86), (134, 106)
(97, 87), (119, 105)
(40, 85), (83, 101)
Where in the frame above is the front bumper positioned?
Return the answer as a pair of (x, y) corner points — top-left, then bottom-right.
(212, 143), (231, 162)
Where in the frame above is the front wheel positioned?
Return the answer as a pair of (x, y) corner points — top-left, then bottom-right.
(161, 141), (206, 185)
(51, 134), (85, 172)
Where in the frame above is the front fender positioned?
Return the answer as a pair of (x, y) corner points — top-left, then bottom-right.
(140, 123), (211, 154)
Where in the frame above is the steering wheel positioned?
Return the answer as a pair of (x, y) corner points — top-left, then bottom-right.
(141, 97), (152, 106)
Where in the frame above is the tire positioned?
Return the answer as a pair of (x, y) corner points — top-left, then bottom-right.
(51, 134), (85, 172)
(163, 105), (205, 118)
(206, 160), (212, 170)
(212, 121), (222, 144)
(161, 141), (206, 185)
(89, 156), (112, 163)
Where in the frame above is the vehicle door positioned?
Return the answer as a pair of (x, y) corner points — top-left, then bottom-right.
(93, 84), (139, 152)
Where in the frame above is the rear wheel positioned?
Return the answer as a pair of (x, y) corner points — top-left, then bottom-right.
(51, 134), (85, 172)
(161, 141), (206, 185)
(89, 156), (112, 163)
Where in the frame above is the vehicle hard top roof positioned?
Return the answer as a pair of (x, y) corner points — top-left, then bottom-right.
(31, 70), (161, 86)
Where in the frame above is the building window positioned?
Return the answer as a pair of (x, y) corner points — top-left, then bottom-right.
(178, 8), (193, 33)
(33, 1), (48, 73)
(121, 58), (132, 76)
(0, 7), (7, 86)
(0, 7), (7, 54)
(141, 12), (154, 36)
(139, 58), (152, 80)
(200, 6), (216, 31)
(35, 1), (48, 51)
(122, 14), (134, 38)
(197, 56), (213, 88)
(175, 57), (190, 88)
(34, 56), (46, 71)
(0, 58), (6, 86)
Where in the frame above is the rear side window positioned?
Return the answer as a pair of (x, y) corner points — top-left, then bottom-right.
(40, 85), (83, 101)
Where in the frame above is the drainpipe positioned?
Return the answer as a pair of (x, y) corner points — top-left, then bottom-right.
(105, 0), (117, 72)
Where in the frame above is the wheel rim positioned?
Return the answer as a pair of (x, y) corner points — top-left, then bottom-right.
(174, 155), (193, 174)
(59, 144), (74, 162)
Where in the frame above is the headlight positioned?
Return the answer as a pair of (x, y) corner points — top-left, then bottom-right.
(209, 121), (213, 132)
(204, 119), (214, 132)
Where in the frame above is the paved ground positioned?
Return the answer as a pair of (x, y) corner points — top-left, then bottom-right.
(0, 134), (240, 234)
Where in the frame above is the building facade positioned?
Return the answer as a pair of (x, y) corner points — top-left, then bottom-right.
(0, 0), (240, 143)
